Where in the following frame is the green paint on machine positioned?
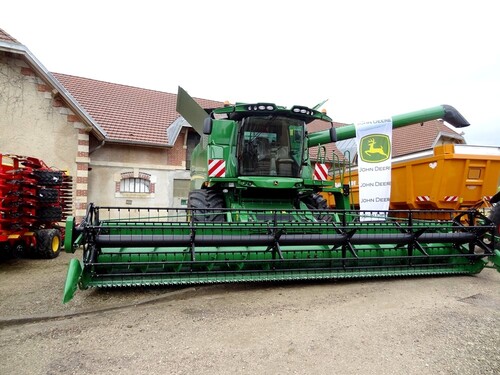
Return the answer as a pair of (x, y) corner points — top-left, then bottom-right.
(61, 90), (498, 303)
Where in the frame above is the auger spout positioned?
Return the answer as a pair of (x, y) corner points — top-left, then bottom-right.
(307, 105), (469, 147)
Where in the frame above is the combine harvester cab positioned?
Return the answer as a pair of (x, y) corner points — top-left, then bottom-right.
(62, 89), (499, 303)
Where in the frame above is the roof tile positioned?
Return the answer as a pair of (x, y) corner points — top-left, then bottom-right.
(0, 28), (19, 43)
(52, 73), (223, 146)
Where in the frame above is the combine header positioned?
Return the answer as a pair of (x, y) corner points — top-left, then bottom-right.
(62, 88), (499, 302)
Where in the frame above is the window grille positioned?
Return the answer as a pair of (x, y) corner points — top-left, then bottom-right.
(120, 177), (150, 193)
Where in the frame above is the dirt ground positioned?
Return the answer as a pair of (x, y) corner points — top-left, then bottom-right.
(0, 251), (499, 375)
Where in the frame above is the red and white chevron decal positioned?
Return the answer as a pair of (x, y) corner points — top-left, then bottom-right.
(443, 196), (458, 202)
(416, 195), (430, 202)
(208, 159), (226, 177)
(313, 163), (328, 181)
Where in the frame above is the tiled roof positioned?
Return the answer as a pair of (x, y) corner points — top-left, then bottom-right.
(392, 120), (463, 156)
(308, 118), (464, 161)
(0, 28), (19, 43)
(52, 73), (223, 146)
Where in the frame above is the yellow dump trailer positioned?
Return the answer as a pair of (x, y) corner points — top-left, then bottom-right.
(329, 144), (500, 210)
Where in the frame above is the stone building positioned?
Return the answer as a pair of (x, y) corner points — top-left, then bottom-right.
(0, 28), (221, 220)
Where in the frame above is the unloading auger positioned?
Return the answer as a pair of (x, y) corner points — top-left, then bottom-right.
(62, 88), (499, 303)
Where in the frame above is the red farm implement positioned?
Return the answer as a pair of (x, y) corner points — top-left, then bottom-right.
(0, 153), (72, 259)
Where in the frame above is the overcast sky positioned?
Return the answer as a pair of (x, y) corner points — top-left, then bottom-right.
(2, 0), (499, 146)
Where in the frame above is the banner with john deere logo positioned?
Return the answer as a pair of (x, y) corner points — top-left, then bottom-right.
(355, 118), (393, 221)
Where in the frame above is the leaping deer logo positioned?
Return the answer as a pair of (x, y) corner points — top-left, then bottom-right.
(364, 138), (388, 158)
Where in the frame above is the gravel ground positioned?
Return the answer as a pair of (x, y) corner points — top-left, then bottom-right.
(0, 252), (499, 375)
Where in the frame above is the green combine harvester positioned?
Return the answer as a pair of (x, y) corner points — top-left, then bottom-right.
(63, 87), (499, 303)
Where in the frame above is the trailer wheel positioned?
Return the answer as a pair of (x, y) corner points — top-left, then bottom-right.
(12, 242), (26, 258)
(489, 203), (500, 226)
(488, 203), (500, 250)
(36, 229), (61, 259)
(0, 244), (11, 260)
(188, 189), (225, 222)
(0, 242), (25, 259)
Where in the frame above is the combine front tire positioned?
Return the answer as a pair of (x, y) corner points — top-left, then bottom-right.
(36, 229), (61, 259)
(301, 193), (332, 222)
(188, 189), (225, 222)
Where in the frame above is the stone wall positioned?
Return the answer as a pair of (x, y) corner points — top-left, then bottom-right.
(0, 51), (87, 218)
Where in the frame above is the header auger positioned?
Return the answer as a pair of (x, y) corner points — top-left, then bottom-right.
(62, 88), (499, 303)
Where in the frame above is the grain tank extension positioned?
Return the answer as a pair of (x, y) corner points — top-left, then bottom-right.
(62, 88), (499, 302)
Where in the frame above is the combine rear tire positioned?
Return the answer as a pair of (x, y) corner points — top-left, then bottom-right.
(188, 189), (225, 222)
(489, 203), (500, 250)
(35, 229), (61, 259)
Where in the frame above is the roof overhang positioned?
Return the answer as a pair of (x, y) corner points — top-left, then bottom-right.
(0, 40), (107, 141)
(104, 139), (171, 148)
(432, 131), (466, 147)
(166, 116), (192, 147)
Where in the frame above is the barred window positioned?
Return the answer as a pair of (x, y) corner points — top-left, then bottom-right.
(120, 177), (150, 193)
(116, 171), (155, 196)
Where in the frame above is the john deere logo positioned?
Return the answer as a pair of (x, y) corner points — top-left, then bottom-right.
(360, 135), (391, 163)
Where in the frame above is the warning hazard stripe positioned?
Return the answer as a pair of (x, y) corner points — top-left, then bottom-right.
(416, 195), (430, 202)
(313, 163), (328, 181)
(443, 196), (458, 202)
(208, 159), (226, 177)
